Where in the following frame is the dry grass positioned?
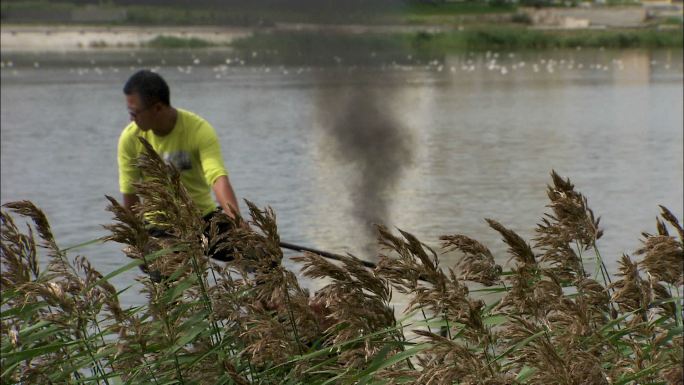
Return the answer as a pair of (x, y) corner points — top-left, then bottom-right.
(1, 141), (682, 384)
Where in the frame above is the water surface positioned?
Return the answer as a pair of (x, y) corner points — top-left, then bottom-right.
(2, 48), (682, 306)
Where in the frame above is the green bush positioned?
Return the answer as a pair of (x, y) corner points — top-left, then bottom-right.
(230, 28), (683, 58)
(146, 35), (216, 49)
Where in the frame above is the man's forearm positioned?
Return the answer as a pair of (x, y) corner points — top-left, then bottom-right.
(212, 175), (241, 218)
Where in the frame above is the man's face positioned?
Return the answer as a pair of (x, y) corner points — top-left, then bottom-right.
(126, 93), (158, 132)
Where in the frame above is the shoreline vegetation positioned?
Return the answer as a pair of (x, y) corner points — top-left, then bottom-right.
(1, 138), (682, 384)
(228, 28), (684, 57)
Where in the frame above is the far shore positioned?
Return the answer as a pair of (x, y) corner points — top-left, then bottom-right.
(0, 25), (254, 52)
(1, 22), (682, 54)
(0, 23), (454, 52)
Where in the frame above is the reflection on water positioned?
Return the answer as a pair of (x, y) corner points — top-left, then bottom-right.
(1, 48), (682, 306)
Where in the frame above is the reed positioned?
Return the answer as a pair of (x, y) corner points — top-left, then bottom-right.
(1, 141), (682, 384)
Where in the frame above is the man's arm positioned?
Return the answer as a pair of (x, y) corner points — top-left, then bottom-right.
(212, 175), (241, 219)
(122, 193), (140, 212)
(118, 125), (143, 212)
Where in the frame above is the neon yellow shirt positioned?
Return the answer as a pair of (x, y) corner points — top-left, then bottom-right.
(118, 108), (228, 216)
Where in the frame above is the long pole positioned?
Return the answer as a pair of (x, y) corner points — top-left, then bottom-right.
(279, 242), (433, 283)
(279, 241), (377, 269)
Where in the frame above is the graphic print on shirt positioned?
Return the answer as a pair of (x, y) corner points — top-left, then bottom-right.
(162, 151), (192, 171)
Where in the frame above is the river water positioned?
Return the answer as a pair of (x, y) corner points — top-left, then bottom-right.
(1, 48), (682, 306)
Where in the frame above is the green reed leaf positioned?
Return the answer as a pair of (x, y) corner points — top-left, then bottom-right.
(483, 314), (508, 326)
(356, 343), (429, 384)
(515, 365), (536, 382)
(61, 237), (105, 253)
(0, 300), (49, 319)
(614, 363), (664, 385)
(3, 339), (79, 367)
(90, 244), (186, 290)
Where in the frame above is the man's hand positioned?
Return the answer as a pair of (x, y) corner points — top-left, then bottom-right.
(122, 193), (140, 213)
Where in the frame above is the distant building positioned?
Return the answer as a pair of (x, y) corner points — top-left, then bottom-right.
(641, 0), (680, 4)
(642, 1), (683, 21)
(523, 7), (647, 28)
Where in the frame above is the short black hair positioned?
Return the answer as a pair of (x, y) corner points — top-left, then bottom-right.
(123, 70), (170, 107)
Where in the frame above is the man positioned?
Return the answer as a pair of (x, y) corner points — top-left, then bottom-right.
(118, 69), (242, 261)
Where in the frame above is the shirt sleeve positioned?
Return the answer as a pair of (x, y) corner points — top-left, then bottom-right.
(117, 126), (142, 194)
(196, 121), (228, 186)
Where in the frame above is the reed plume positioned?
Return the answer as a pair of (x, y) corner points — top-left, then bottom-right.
(534, 170), (604, 282)
(638, 207), (683, 291)
(3, 157), (682, 385)
(440, 234), (502, 286)
(294, 250), (400, 369)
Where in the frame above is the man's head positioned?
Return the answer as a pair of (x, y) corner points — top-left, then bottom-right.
(123, 70), (171, 133)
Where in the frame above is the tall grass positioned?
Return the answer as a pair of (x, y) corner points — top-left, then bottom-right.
(2, 138), (682, 384)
